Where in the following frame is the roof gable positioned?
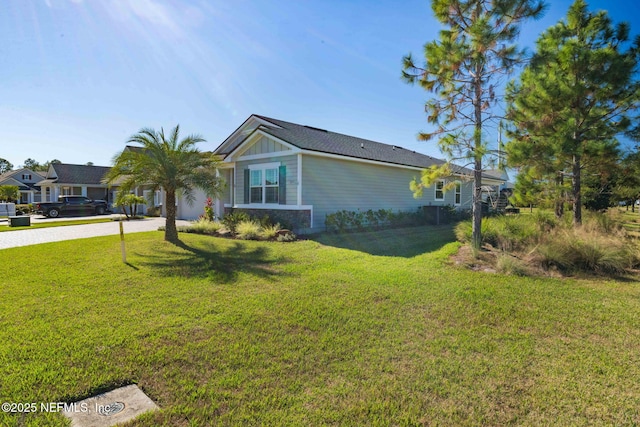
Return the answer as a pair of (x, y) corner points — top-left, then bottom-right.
(0, 168), (45, 183)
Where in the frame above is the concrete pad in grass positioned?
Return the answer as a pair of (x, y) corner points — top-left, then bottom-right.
(63, 384), (158, 427)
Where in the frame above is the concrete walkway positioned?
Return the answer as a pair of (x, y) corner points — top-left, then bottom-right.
(0, 216), (192, 250)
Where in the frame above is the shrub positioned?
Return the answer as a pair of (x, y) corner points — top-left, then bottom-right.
(222, 211), (250, 235)
(236, 220), (262, 240)
(179, 218), (223, 235)
(259, 223), (281, 240)
(277, 231), (297, 242)
(145, 206), (162, 217)
(325, 208), (425, 233)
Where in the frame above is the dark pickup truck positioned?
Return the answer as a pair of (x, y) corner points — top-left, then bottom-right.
(36, 196), (109, 218)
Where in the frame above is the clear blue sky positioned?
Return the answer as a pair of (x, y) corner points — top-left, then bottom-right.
(1, 0), (638, 168)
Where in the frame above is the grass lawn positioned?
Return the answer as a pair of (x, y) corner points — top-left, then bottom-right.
(1, 226), (640, 425)
(0, 217), (114, 232)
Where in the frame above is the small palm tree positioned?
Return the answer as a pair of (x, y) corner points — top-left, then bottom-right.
(106, 125), (223, 242)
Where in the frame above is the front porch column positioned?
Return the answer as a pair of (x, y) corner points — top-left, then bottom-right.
(81, 186), (87, 197)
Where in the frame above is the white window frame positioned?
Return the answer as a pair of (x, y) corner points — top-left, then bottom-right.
(248, 162), (280, 205)
(22, 174), (32, 180)
(434, 179), (445, 201)
(454, 181), (462, 205)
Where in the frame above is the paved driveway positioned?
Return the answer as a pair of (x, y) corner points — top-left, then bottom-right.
(0, 216), (191, 250)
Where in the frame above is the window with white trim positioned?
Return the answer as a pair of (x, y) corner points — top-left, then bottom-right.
(248, 163), (280, 204)
(454, 181), (461, 205)
(435, 180), (445, 201)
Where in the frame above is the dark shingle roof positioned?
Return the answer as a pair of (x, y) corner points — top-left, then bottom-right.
(224, 115), (467, 172)
(47, 164), (111, 185)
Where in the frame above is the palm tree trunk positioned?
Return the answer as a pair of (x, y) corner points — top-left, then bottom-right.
(164, 190), (179, 242)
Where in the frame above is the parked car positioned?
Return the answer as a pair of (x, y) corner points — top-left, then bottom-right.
(36, 196), (109, 218)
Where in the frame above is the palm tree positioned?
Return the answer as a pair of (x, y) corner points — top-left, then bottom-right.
(106, 125), (223, 242)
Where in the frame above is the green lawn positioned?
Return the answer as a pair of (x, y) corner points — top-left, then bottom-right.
(1, 226), (640, 425)
(0, 217), (114, 232)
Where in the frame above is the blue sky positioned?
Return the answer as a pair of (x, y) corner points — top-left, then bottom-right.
(1, 0), (638, 169)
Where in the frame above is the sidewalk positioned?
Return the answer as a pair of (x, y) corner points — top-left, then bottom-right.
(0, 217), (191, 250)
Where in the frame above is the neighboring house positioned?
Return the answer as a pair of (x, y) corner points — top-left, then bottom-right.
(208, 115), (505, 232)
(0, 168), (46, 204)
(37, 163), (114, 203)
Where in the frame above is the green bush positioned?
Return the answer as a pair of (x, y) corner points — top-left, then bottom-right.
(325, 208), (426, 233)
(178, 218), (223, 235)
(259, 223), (281, 240)
(236, 220), (262, 240)
(145, 206), (162, 217)
(16, 204), (34, 214)
(222, 211), (250, 235)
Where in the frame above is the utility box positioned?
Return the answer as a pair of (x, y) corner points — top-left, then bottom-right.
(9, 216), (31, 227)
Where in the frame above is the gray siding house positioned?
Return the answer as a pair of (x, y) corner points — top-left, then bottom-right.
(210, 115), (504, 232)
(37, 163), (113, 203)
(0, 168), (46, 204)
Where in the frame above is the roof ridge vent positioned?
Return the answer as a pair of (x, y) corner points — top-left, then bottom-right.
(304, 125), (327, 132)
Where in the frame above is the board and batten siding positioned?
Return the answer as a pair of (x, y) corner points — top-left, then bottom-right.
(235, 154), (298, 205)
(240, 135), (291, 156)
(301, 155), (472, 230)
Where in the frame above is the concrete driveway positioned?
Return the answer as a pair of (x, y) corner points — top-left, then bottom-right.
(0, 215), (192, 250)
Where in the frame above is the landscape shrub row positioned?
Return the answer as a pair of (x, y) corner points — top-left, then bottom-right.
(324, 209), (420, 232)
(177, 214), (296, 242)
(325, 206), (467, 233)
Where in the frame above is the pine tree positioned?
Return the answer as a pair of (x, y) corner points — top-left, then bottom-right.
(506, 0), (640, 225)
(402, 0), (546, 250)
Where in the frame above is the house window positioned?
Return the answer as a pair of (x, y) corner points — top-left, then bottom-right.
(248, 163), (280, 204)
(435, 180), (445, 201)
(250, 169), (263, 203)
(454, 182), (461, 205)
(22, 174), (32, 180)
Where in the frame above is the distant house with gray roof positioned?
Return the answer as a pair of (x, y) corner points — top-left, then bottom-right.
(37, 163), (113, 203)
(206, 114), (505, 232)
(0, 168), (46, 204)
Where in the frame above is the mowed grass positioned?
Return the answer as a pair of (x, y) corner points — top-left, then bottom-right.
(1, 226), (640, 426)
(0, 217), (114, 232)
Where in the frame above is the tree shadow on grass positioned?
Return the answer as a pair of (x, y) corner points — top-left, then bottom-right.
(135, 239), (288, 284)
(310, 224), (456, 258)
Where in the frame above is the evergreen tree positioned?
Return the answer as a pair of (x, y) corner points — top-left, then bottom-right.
(506, 0), (640, 225)
(402, 0), (546, 249)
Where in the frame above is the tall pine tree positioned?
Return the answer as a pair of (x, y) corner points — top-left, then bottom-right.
(402, 0), (546, 250)
(506, 0), (640, 225)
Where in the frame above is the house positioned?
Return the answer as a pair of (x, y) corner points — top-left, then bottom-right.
(37, 163), (114, 203)
(0, 168), (46, 204)
(207, 115), (505, 232)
